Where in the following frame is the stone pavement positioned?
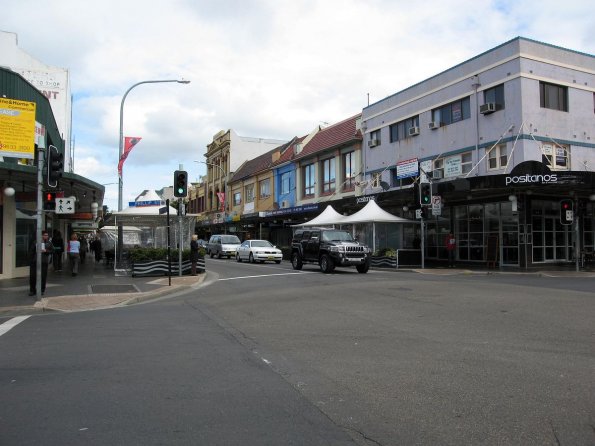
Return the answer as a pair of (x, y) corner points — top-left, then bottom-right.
(0, 257), (205, 317)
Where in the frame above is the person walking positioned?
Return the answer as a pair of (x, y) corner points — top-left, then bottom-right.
(91, 235), (102, 262)
(67, 233), (81, 276)
(445, 231), (456, 268)
(79, 235), (88, 263)
(190, 234), (200, 276)
(51, 230), (64, 271)
(29, 230), (54, 296)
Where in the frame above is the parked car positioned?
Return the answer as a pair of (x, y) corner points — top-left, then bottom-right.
(207, 234), (241, 258)
(235, 240), (283, 264)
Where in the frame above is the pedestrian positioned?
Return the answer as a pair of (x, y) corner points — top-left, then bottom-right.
(445, 231), (456, 268)
(52, 230), (64, 271)
(67, 233), (81, 276)
(29, 230), (54, 296)
(190, 234), (200, 276)
(92, 235), (102, 262)
(79, 235), (88, 263)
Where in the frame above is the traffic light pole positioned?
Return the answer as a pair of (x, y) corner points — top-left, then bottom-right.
(575, 198), (580, 272)
(35, 146), (44, 300)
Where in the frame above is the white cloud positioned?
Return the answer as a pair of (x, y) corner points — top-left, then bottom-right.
(3, 0), (594, 210)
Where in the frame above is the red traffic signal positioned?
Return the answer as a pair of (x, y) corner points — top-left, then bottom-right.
(44, 191), (57, 211)
(559, 199), (573, 225)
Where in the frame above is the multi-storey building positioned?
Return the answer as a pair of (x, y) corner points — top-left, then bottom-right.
(361, 37), (595, 268)
(201, 129), (286, 230)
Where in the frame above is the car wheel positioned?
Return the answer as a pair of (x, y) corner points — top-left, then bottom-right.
(236, 253), (242, 262)
(275, 260), (281, 264)
(356, 262), (370, 273)
(209, 250), (214, 258)
(217, 251), (222, 259)
(249, 253), (255, 263)
(291, 252), (303, 270)
(320, 254), (335, 273)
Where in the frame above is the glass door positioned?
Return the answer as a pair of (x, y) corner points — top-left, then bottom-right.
(531, 201), (572, 262)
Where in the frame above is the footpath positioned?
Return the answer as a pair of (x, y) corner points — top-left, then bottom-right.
(0, 257), (205, 317)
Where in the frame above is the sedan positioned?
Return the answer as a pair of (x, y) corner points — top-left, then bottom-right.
(235, 240), (283, 264)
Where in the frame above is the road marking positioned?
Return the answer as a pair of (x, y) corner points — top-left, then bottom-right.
(218, 272), (312, 281)
(0, 316), (31, 337)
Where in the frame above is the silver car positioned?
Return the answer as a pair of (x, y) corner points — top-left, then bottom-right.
(207, 234), (241, 259)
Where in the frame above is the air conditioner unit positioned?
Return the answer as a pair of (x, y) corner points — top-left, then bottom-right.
(432, 170), (443, 179)
(480, 102), (497, 114)
(408, 126), (420, 136)
(368, 139), (379, 147)
(428, 121), (441, 130)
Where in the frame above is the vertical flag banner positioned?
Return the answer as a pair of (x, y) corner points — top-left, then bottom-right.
(216, 192), (226, 211)
(118, 137), (142, 175)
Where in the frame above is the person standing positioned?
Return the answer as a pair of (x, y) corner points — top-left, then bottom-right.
(91, 235), (102, 262)
(445, 231), (456, 268)
(79, 235), (88, 263)
(68, 233), (81, 276)
(29, 230), (54, 296)
(190, 234), (200, 276)
(52, 230), (64, 271)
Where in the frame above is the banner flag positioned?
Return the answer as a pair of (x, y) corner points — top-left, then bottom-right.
(118, 137), (142, 175)
(216, 192), (226, 211)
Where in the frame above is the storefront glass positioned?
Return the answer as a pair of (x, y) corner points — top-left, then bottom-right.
(531, 200), (572, 263)
(15, 209), (36, 267)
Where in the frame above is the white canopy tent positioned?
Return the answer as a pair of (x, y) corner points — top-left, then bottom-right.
(293, 204), (347, 227)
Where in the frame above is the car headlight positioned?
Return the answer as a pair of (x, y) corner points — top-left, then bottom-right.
(329, 246), (344, 252)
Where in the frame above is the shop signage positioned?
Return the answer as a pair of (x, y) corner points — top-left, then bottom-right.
(444, 157), (462, 177)
(264, 203), (318, 217)
(505, 173), (558, 186)
(356, 195), (377, 204)
(396, 158), (419, 179)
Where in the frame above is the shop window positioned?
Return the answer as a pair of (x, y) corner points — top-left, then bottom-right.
(541, 144), (569, 170)
(483, 84), (505, 110)
(488, 144), (508, 170)
(233, 192), (241, 206)
(371, 172), (381, 188)
(433, 158), (444, 179)
(280, 172), (291, 195)
(461, 152), (473, 175)
(342, 151), (355, 191)
(389, 115), (420, 142)
(369, 129), (381, 147)
(432, 97), (471, 126)
(245, 184), (254, 203)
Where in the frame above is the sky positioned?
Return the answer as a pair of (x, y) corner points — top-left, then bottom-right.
(3, 0), (595, 211)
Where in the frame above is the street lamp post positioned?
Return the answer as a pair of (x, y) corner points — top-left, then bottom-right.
(116, 79), (190, 272)
(195, 160), (227, 231)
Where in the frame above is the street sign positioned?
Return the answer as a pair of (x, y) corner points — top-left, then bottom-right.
(415, 209), (422, 219)
(55, 196), (76, 214)
(159, 206), (168, 215)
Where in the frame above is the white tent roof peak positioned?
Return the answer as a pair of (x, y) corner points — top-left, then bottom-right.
(135, 190), (162, 202)
(293, 204), (346, 226)
(342, 199), (415, 224)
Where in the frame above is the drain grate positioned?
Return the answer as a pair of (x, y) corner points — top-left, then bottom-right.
(90, 284), (139, 294)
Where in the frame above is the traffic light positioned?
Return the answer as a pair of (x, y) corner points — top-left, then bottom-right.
(419, 182), (432, 206)
(47, 145), (63, 187)
(420, 207), (428, 219)
(44, 191), (56, 211)
(173, 170), (188, 198)
(559, 199), (573, 225)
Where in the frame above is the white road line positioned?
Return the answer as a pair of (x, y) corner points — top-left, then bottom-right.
(218, 272), (312, 281)
(0, 315), (31, 337)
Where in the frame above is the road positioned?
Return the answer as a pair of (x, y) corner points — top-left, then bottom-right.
(1, 259), (594, 445)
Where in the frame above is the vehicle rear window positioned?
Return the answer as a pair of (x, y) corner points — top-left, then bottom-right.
(221, 235), (241, 244)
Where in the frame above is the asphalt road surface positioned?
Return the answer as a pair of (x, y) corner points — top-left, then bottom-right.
(1, 259), (594, 445)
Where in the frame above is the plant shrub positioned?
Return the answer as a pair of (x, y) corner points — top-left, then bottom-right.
(128, 247), (203, 263)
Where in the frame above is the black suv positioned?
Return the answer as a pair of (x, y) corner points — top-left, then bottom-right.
(291, 227), (371, 273)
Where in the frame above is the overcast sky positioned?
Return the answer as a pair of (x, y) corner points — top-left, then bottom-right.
(3, 0), (594, 210)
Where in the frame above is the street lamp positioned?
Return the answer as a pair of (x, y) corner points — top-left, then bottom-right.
(118, 79), (190, 211)
(116, 79), (190, 272)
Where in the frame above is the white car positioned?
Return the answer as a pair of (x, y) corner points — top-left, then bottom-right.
(235, 240), (283, 264)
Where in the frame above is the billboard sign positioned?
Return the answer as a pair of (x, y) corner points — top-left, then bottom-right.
(0, 98), (36, 158)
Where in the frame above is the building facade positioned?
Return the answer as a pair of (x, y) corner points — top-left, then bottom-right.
(361, 37), (595, 267)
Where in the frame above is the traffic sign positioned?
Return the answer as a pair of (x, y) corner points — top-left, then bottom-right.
(55, 196), (76, 214)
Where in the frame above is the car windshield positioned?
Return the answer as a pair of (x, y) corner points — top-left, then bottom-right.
(321, 231), (354, 242)
(221, 236), (241, 244)
(252, 240), (273, 248)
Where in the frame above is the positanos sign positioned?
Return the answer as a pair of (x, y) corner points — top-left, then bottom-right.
(505, 174), (558, 186)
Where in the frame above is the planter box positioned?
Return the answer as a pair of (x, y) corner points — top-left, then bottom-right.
(371, 256), (397, 268)
(132, 258), (206, 277)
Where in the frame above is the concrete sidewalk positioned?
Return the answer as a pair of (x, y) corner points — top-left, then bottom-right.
(0, 257), (205, 316)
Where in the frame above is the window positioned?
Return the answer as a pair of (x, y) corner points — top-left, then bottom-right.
(371, 172), (381, 188)
(259, 178), (270, 198)
(488, 144), (508, 170)
(303, 163), (315, 196)
(233, 192), (241, 206)
(461, 152), (473, 175)
(321, 158), (335, 194)
(343, 151), (355, 191)
(389, 115), (420, 142)
(541, 144), (570, 170)
(433, 158), (444, 178)
(484, 84), (505, 109)
(369, 129), (381, 146)
(280, 172), (291, 195)
(540, 81), (568, 111)
(245, 184), (254, 203)
(432, 97), (471, 125)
